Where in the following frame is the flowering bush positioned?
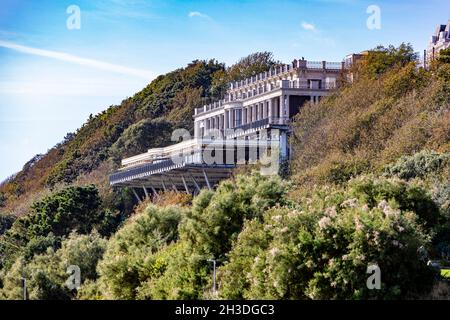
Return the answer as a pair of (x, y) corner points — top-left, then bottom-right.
(218, 177), (437, 299)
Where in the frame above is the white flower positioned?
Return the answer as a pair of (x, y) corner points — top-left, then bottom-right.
(378, 200), (399, 218)
(354, 217), (364, 231)
(272, 215), (282, 222)
(318, 216), (332, 230)
(269, 247), (280, 257)
(280, 227), (289, 233)
(341, 198), (358, 208)
(324, 206), (337, 218)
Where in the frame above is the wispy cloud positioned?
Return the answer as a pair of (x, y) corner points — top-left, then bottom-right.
(85, 0), (160, 21)
(188, 11), (212, 20)
(0, 40), (155, 79)
(301, 22), (316, 31)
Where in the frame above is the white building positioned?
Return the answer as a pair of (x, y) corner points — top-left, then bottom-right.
(427, 20), (450, 63)
(109, 58), (343, 199)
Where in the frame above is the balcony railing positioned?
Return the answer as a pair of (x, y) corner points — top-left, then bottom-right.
(195, 80), (336, 116)
(110, 158), (176, 185)
(231, 117), (289, 133)
(233, 117), (269, 132)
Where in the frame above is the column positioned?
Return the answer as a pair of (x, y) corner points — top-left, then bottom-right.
(268, 99), (273, 121)
(225, 110), (229, 129)
(194, 121), (199, 138)
(285, 95), (290, 119)
(279, 97), (283, 119)
(230, 109), (235, 128)
(280, 131), (288, 159)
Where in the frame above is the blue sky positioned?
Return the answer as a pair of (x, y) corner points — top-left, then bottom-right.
(0, 0), (449, 182)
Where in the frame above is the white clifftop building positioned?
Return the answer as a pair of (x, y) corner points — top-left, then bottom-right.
(427, 20), (450, 63)
(109, 58), (344, 199)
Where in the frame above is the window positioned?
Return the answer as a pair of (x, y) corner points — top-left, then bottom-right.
(235, 109), (242, 127)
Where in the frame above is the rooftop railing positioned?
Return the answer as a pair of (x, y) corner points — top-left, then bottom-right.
(195, 79), (337, 115)
(195, 60), (342, 116)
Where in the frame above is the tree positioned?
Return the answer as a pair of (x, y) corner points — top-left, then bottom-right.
(437, 47), (450, 64)
(0, 232), (107, 300)
(97, 205), (184, 299)
(110, 118), (173, 163)
(227, 52), (278, 81)
(0, 192), (6, 208)
(362, 43), (418, 78)
(22, 185), (103, 237)
(180, 172), (289, 260)
(0, 214), (14, 235)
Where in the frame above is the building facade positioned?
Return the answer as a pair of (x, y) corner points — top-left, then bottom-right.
(109, 58), (343, 199)
(427, 20), (450, 63)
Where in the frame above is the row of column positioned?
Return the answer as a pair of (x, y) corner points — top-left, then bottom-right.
(197, 94), (323, 137)
(205, 114), (225, 131)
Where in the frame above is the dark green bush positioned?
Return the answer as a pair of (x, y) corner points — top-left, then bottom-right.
(383, 151), (449, 180)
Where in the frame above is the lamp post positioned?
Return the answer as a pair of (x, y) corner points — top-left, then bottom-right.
(207, 259), (217, 293)
(21, 277), (27, 300)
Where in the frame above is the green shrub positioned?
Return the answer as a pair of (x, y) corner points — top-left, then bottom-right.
(348, 176), (441, 228)
(0, 192), (6, 208)
(383, 151), (449, 180)
(58, 232), (107, 281)
(0, 214), (14, 235)
(180, 172), (289, 260)
(97, 205), (184, 299)
(0, 232), (106, 300)
(109, 118), (173, 163)
(135, 242), (210, 300)
(0, 251), (70, 300)
(218, 182), (436, 299)
(25, 185), (102, 237)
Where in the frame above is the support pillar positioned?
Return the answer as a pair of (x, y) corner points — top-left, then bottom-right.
(151, 187), (159, 198)
(132, 188), (141, 202)
(142, 186), (149, 199)
(202, 170), (212, 190)
(190, 174), (201, 193)
(181, 175), (190, 194)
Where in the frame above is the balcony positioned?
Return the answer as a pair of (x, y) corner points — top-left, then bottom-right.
(195, 79), (337, 116)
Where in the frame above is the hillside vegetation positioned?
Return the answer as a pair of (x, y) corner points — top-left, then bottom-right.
(0, 46), (449, 300)
(291, 44), (450, 186)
